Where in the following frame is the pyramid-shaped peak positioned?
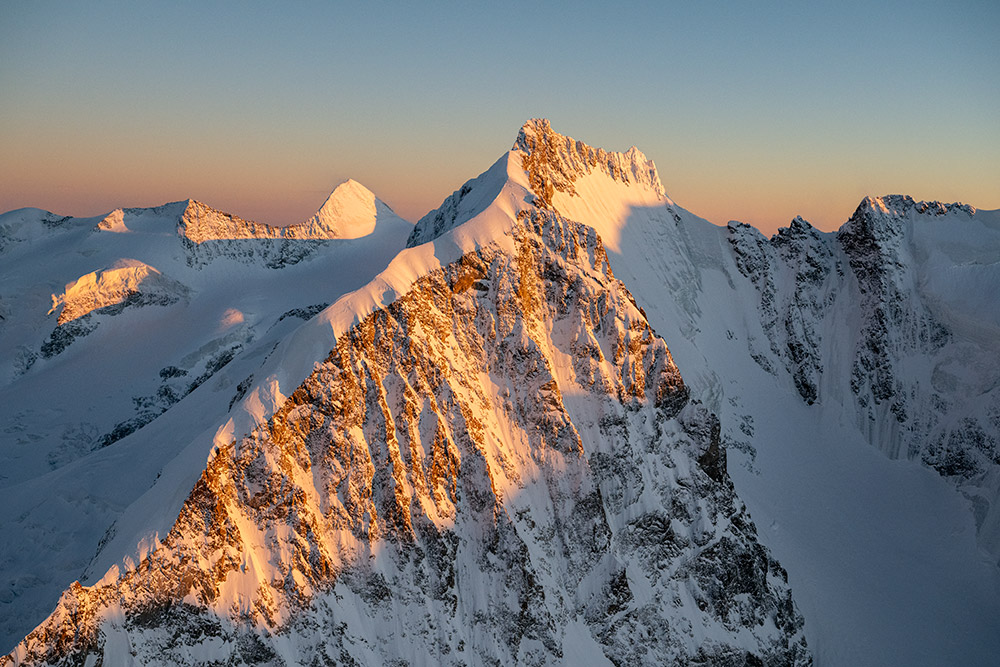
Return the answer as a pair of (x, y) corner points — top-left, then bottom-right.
(326, 178), (377, 202)
(315, 179), (379, 217)
(306, 179), (387, 239)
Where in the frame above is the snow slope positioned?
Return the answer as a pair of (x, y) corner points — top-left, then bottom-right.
(0, 182), (413, 651)
(7, 188), (808, 666)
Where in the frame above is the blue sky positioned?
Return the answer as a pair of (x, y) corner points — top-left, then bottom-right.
(2, 0), (997, 234)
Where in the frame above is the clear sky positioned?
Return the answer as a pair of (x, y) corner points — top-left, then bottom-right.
(2, 0), (997, 235)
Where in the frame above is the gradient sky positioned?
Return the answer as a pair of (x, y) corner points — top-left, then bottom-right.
(2, 1), (997, 235)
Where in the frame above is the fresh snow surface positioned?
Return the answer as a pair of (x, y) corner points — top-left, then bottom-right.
(729, 368), (1000, 667)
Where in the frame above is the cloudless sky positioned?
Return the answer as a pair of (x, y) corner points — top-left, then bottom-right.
(2, 0), (997, 234)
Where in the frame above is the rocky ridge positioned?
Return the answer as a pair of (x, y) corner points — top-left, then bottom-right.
(513, 118), (664, 209)
(179, 182), (398, 269)
(407, 119), (664, 249)
(180, 180), (389, 245)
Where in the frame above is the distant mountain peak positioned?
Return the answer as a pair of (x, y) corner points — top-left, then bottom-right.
(304, 178), (388, 239)
(47, 258), (188, 325)
(95, 208), (127, 233)
(841, 194), (978, 245)
(853, 194), (977, 220)
(178, 179), (402, 246)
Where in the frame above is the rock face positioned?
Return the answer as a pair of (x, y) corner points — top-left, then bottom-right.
(726, 217), (837, 405)
(6, 211), (809, 666)
(836, 196), (974, 452)
(724, 195), (1000, 556)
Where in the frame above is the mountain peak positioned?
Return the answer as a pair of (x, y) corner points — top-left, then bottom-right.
(853, 194), (977, 221)
(305, 178), (385, 239)
(407, 120), (669, 249)
(838, 194), (979, 257)
(512, 118), (664, 208)
(321, 178), (376, 207)
(512, 117), (555, 152)
(177, 180), (403, 247)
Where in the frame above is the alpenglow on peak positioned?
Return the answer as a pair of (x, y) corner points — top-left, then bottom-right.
(514, 118), (665, 207)
(305, 178), (396, 240)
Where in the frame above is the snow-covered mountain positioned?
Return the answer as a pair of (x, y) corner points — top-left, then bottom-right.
(2, 119), (998, 666)
(405, 119), (1000, 665)
(0, 181), (413, 652)
(8, 206), (810, 666)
